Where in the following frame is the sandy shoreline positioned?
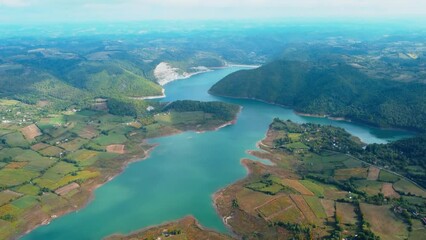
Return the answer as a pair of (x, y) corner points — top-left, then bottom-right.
(131, 89), (166, 100)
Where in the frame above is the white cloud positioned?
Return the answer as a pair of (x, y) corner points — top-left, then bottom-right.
(0, 0), (30, 7)
(81, 0), (426, 18)
(1, 0), (426, 23)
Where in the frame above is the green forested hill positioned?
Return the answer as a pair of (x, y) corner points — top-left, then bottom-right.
(0, 61), (162, 110)
(164, 100), (240, 121)
(209, 60), (426, 131)
(65, 62), (162, 97)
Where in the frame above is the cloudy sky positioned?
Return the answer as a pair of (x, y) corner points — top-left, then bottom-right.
(0, 0), (425, 23)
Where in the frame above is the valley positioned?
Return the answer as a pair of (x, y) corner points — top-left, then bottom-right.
(0, 22), (424, 240)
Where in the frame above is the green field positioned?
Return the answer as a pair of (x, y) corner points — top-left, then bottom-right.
(155, 112), (206, 125)
(93, 133), (128, 146)
(303, 196), (327, 218)
(0, 169), (39, 187)
(23, 157), (56, 172)
(378, 170), (401, 183)
(353, 180), (383, 196)
(288, 133), (301, 141)
(334, 167), (368, 180)
(3, 132), (29, 148)
(300, 180), (325, 197)
(36, 170), (99, 190)
(284, 142), (309, 150)
(0, 129), (14, 137)
(59, 138), (88, 151)
(66, 150), (101, 166)
(41, 162), (78, 182)
(393, 179), (426, 198)
(302, 152), (349, 173)
(14, 184), (40, 196)
(11, 196), (39, 209)
(38, 146), (64, 157)
(246, 182), (284, 195)
(67, 150), (117, 167)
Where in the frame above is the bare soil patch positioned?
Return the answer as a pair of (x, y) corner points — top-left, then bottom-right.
(320, 199), (335, 218)
(381, 183), (400, 198)
(78, 126), (98, 139)
(106, 144), (125, 154)
(367, 166), (380, 180)
(21, 124), (42, 140)
(55, 183), (80, 196)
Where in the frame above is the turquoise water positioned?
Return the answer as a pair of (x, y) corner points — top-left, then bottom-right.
(23, 67), (413, 240)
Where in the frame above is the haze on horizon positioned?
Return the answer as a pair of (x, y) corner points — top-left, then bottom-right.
(0, 0), (426, 24)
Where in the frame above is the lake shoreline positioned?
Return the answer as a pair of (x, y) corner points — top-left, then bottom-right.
(19, 142), (156, 240)
(20, 111), (241, 240)
(106, 215), (234, 240)
(209, 92), (417, 136)
(131, 89), (166, 100)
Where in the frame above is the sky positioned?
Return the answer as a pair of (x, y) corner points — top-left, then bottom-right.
(0, 0), (425, 24)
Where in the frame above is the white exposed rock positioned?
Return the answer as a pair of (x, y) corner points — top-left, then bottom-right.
(154, 62), (190, 86)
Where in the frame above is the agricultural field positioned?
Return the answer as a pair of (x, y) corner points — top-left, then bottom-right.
(281, 179), (314, 196)
(0, 98), (240, 239)
(257, 195), (295, 220)
(379, 170), (401, 183)
(303, 196), (327, 219)
(214, 119), (426, 239)
(360, 203), (409, 240)
(300, 179), (325, 197)
(334, 167), (368, 180)
(393, 179), (426, 198)
(367, 166), (380, 180)
(336, 202), (357, 225)
(353, 180), (383, 196)
(20, 124), (42, 141)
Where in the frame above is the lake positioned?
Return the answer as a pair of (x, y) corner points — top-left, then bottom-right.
(23, 67), (413, 239)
